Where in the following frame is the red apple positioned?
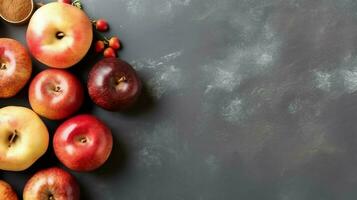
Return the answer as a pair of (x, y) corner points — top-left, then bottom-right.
(0, 38), (32, 98)
(29, 69), (84, 120)
(53, 114), (113, 171)
(88, 58), (142, 111)
(0, 180), (18, 200)
(23, 167), (80, 200)
(26, 2), (93, 68)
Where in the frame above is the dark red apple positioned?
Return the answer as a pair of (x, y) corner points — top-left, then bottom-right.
(53, 114), (113, 171)
(0, 38), (32, 98)
(88, 58), (141, 111)
(29, 69), (84, 120)
(23, 167), (80, 200)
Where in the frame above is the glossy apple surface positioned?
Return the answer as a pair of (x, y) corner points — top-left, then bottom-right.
(0, 180), (18, 200)
(0, 38), (32, 98)
(88, 58), (142, 111)
(29, 69), (84, 120)
(54, 114), (113, 171)
(26, 2), (93, 68)
(23, 167), (80, 200)
(0, 106), (49, 171)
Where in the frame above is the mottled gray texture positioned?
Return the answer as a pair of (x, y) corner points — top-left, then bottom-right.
(2, 0), (357, 199)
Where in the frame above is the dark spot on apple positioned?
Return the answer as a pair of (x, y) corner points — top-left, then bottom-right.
(56, 31), (65, 40)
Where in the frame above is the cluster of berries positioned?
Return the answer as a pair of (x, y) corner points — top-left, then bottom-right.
(93, 19), (121, 58)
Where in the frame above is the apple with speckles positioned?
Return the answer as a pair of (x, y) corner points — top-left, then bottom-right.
(0, 180), (18, 200)
(0, 38), (32, 98)
(26, 2), (92, 68)
(23, 167), (80, 200)
(29, 69), (84, 120)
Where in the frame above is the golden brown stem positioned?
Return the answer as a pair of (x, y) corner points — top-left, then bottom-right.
(8, 130), (18, 147)
(116, 76), (127, 85)
(54, 86), (62, 92)
(0, 63), (6, 70)
(80, 138), (87, 143)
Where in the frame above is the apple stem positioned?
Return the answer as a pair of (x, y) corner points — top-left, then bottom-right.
(56, 32), (65, 40)
(8, 130), (18, 147)
(0, 63), (6, 70)
(117, 76), (127, 84)
(54, 86), (62, 92)
(80, 138), (87, 143)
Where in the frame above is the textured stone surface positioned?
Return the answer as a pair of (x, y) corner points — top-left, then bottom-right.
(2, 0), (357, 199)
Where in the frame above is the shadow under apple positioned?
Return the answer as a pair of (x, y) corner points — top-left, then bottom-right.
(74, 133), (129, 200)
(93, 132), (129, 178)
(118, 82), (157, 117)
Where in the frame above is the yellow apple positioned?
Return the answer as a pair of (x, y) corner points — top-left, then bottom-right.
(0, 106), (49, 171)
(26, 2), (93, 68)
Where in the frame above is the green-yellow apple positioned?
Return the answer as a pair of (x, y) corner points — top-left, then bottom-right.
(0, 106), (49, 171)
(0, 38), (32, 98)
(0, 180), (18, 200)
(26, 2), (93, 68)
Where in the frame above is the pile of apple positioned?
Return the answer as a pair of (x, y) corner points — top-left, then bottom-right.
(0, 1), (141, 199)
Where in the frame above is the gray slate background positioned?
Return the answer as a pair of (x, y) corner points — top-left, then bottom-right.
(2, 0), (357, 199)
